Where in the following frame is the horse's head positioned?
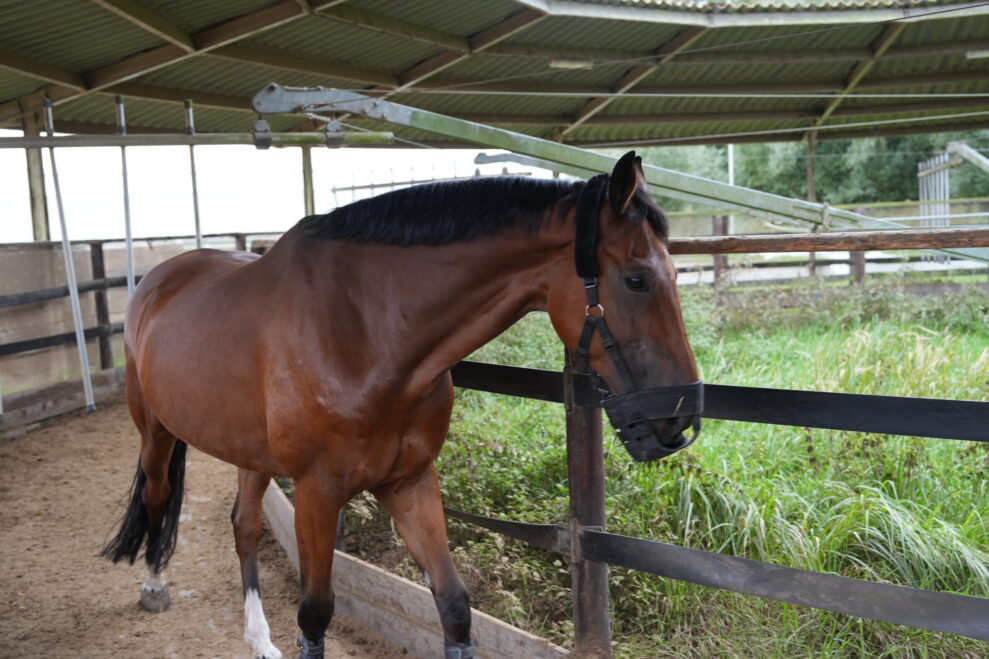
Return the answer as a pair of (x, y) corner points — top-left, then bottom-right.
(547, 151), (702, 462)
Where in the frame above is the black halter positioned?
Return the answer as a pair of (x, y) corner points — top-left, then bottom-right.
(572, 175), (703, 462)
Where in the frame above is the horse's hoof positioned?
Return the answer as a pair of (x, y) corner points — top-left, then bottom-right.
(140, 584), (170, 613)
(445, 640), (476, 658)
(296, 635), (324, 659)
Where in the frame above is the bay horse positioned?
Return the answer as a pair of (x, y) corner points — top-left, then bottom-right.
(101, 151), (701, 658)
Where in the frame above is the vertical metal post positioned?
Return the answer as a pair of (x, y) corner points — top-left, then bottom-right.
(806, 133), (818, 276)
(564, 349), (612, 658)
(43, 98), (95, 411)
(726, 143), (735, 235)
(185, 100), (203, 249)
(19, 99), (50, 241)
(116, 95), (136, 296)
(712, 215), (728, 287)
(302, 145), (315, 216)
(89, 242), (114, 370)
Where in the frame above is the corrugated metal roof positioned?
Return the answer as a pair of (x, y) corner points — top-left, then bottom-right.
(0, 70), (46, 105)
(0, 0), (164, 73)
(139, 0), (276, 34)
(509, 15), (684, 51)
(0, 0), (985, 147)
(357, 0), (522, 37)
(243, 14), (439, 74)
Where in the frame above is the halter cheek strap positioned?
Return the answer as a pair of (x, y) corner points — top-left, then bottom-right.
(572, 175), (703, 462)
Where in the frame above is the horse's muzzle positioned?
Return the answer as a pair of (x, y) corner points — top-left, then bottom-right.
(601, 381), (703, 462)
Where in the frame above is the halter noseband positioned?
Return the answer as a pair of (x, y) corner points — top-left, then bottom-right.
(573, 174), (703, 462)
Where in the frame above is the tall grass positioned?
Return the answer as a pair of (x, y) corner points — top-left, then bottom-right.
(345, 281), (989, 656)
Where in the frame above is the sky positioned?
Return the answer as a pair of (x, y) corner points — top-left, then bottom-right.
(0, 128), (550, 244)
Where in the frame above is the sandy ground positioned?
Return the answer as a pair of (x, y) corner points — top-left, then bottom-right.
(0, 396), (401, 659)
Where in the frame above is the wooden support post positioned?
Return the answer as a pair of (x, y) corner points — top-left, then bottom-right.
(712, 215), (728, 287)
(89, 242), (114, 370)
(18, 99), (50, 241)
(564, 349), (611, 658)
(233, 233), (247, 252)
(302, 145), (315, 216)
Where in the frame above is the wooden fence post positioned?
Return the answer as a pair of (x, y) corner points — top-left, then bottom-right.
(850, 250), (866, 284)
(89, 242), (114, 370)
(564, 349), (612, 658)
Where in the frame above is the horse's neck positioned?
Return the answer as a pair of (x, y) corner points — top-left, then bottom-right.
(281, 225), (570, 388)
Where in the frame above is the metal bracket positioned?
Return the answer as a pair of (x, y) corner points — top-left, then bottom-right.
(253, 119), (272, 150)
(570, 519), (603, 563)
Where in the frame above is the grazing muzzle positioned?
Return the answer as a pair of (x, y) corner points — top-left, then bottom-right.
(573, 173), (703, 462)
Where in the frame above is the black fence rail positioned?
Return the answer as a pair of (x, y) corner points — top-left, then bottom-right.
(448, 359), (989, 651)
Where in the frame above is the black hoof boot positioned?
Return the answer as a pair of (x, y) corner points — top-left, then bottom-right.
(444, 641), (476, 658)
(296, 635), (325, 659)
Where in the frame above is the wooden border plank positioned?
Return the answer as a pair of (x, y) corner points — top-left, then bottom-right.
(0, 367), (124, 432)
(261, 484), (569, 658)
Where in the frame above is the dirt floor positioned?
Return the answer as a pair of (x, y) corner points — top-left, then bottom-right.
(0, 396), (402, 659)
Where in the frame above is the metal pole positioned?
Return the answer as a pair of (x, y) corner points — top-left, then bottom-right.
(116, 95), (136, 297)
(185, 100), (203, 250)
(564, 349), (612, 658)
(727, 143), (735, 235)
(806, 133), (818, 276)
(43, 98), (95, 412)
(302, 145), (315, 216)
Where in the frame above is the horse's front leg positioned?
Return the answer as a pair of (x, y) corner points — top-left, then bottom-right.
(232, 468), (281, 659)
(374, 464), (475, 658)
(293, 474), (346, 659)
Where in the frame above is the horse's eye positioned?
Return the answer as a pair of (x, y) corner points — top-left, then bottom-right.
(625, 275), (648, 292)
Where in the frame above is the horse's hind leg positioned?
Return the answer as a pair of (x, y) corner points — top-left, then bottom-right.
(374, 465), (474, 658)
(136, 422), (187, 613)
(232, 468), (282, 659)
(102, 361), (188, 614)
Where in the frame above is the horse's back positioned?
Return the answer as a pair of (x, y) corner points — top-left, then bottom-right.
(126, 249), (258, 342)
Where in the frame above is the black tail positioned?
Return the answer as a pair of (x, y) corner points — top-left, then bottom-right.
(100, 440), (187, 573)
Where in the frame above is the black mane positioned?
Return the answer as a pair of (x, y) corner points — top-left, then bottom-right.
(298, 176), (583, 246)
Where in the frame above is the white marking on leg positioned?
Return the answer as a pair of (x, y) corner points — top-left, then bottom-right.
(143, 566), (166, 593)
(244, 588), (282, 659)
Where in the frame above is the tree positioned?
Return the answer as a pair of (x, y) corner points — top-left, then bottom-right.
(631, 129), (989, 209)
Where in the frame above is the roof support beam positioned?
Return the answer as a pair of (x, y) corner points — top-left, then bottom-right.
(210, 45), (398, 87)
(396, 8), (546, 89)
(317, 5), (469, 52)
(106, 83), (252, 111)
(0, 49), (87, 90)
(551, 26), (706, 140)
(452, 100), (989, 127)
(510, 0), (989, 28)
(485, 39), (989, 68)
(807, 22), (907, 139)
(87, 0), (195, 52)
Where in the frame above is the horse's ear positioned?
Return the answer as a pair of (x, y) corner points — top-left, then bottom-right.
(609, 150), (643, 214)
